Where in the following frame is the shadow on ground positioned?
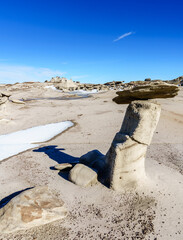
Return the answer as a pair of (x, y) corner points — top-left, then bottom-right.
(0, 147), (108, 208)
(33, 145), (80, 164)
(33, 145), (109, 186)
(33, 145), (80, 180)
(0, 187), (33, 209)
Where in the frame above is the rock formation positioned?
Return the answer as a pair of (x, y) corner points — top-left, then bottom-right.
(69, 164), (98, 187)
(164, 75), (183, 86)
(50, 77), (78, 91)
(71, 100), (161, 190)
(113, 82), (179, 104)
(105, 100), (161, 190)
(0, 91), (11, 115)
(46, 77), (119, 92)
(43, 75), (183, 93)
(0, 186), (67, 233)
(67, 81), (180, 190)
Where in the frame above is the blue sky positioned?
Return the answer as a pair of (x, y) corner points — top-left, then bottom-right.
(0, 0), (183, 84)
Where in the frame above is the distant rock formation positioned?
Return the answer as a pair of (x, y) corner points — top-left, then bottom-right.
(45, 75), (183, 93)
(46, 76), (122, 92)
(1, 75), (182, 93)
(0, 90), (11, 115)
(0, 186), (67, 233)
(105, 100), (161, 190)
(50, 76), (78, 91)
(0, 90), (27, 117)
(104, 81), (124, 89)
(113, 82), (179, 104)
(165, 75), (183, 86)
(50, 76), (69, 83)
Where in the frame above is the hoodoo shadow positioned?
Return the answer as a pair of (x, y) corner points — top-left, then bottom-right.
(33, 145), (80, 164)
(33, 145), (108, 184)
(33, 145), (80, 180)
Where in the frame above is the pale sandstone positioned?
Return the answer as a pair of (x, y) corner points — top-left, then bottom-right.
(120, 100), (161, 145)
(0, 186), (67, 233)
(105, 100), (161, 190)
(69, 164), (98, 187)
(0, 96), (8, 105)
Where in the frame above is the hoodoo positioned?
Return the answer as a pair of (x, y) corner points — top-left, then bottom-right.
(105, 100), (161, 190)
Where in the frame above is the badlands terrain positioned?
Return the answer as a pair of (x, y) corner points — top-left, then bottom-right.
(0, 81), (182, 239)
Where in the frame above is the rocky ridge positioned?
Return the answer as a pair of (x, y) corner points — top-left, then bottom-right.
(0, 75), (182, 94)
(46, 76), (183, 92)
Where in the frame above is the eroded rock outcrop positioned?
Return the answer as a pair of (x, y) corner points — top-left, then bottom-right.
(113, 82), (179, 104)
(51, 77), (78, 91)
(0, 186), (67, 233)
(105, 100), (161, 190)
(73, 100), (161, 190)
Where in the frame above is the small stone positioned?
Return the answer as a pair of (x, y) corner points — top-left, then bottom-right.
(54, 163), (72, 170)
(69, 164), (98, 187)
(11, 99), (25, 104)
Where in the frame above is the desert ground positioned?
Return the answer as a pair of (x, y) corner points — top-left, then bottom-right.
(0, 85), (183, 239)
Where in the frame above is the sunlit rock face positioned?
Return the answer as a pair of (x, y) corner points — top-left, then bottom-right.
(105, 100), (161, 190)
(0, 186), (67, 233)
(69, 164), (98, 187)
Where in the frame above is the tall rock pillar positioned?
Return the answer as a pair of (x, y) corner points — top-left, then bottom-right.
(105, 100), (161, 190)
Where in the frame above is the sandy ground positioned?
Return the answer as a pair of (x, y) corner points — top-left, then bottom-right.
(0, 85), (183, 240)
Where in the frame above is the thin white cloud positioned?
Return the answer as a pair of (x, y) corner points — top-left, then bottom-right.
(0, 64), (66, 84)
(113, 32), (135, 42)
